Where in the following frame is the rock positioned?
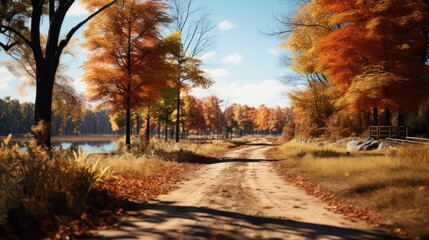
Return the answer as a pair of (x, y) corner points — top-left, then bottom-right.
(377, 142), (395, 150)
(363, 140), (380, 150)
(347, 138), (380, 151)
(337, 137), (359, 146)
(346, 140), (360, 151)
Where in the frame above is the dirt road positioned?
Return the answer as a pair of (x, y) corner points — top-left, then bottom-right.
(95, 140), (398, 239)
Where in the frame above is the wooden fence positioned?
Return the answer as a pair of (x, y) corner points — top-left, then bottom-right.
(386, 136), (429, 145)
(369, 126), (407, 140)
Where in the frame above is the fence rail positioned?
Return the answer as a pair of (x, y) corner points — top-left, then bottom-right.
(369, 126), (407, 140)
(386, 136), (429, 145)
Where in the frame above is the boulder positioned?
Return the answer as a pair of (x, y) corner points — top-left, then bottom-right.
(346, 140), (360, 151)
(347, 138), (380, 151)
(363, 140), (380, 150)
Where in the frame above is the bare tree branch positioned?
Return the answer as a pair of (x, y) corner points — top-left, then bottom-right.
(57, 0), (117, 57)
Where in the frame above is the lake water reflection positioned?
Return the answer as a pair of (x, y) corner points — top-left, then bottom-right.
(55, 141), (117, 154)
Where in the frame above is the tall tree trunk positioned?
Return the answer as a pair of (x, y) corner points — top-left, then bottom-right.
(398, 113), (405, 126)
(136, 114), (140, 135)
(373, 107), (378, 126)
(158, 117), (161, 139)
(165, 109), (168, 142)
(175, 88), (180, 143)
(125, 95), (131, 149)
(34, 79), (53, 147)
(384, 108), (391, 126)
(34, 66), (55, 149)
(146, 114), (150, 144)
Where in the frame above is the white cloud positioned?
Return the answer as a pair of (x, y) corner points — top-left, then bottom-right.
(198, 51), (218, 62)
(217, 20), (237, 30)
(221, 53), (243, 65)
(0, 67), (14, 92)
(203, 68), (229, 79)
(73, 76), (88, 94)
(267, 48), (280, 56)
(66, 2), (89, 17)
(191, 79), (305, 108)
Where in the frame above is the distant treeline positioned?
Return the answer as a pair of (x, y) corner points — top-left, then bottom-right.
(0, 97), (113, 136)
(0, 96), (290, 138)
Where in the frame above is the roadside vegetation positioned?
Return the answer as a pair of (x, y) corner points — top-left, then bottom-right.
(270, 141), (429, 239)
(0, 132), (230, 239)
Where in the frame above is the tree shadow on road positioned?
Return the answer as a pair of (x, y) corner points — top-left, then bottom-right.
(94, 201), (400, 240)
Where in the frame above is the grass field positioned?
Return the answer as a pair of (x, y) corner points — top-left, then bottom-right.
(269, 141), (429, 239)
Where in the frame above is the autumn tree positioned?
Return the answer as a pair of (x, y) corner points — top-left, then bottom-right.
(168, 0), (215, 142)
(268, 107), (286, 134)
(201, 96), (223, 136)
(224, 104), (238, 137)
(3, 37), (86, 132)
(0, 0), (116, 148)
(255, 105), (270, 133)
(83, 0), (170, 148)
(316, 0), (429, 122)
(233, 105), (254, 136)
(279, 0), (338, 137)
(153, 87), (178, 142)
(182, 94), (205, 135)
(281, 0), (331, 82)
(282, 0), (428, 138)
(287, 81), (336, 137)
(281, 107), (295, 141)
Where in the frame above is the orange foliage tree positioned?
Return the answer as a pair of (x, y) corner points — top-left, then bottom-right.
(268, 107), (286, 134)
(182, 94), (206, 135)
(233, 105), (255, 136)
(282, 0), (428, 139)
(82, 0), (171, 147)
(224, 104), (238, 137)
(255, 105), (270, 133)
(317, 0), (429, 120)
(201, 96), (223, 135)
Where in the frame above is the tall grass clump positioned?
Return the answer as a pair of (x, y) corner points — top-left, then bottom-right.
(93, 152), (174, 179)
(0, 133), (110, 233)
(390, 144), (429, 168)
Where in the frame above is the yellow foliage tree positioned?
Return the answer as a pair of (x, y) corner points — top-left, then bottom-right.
(163, 31), (213, 142)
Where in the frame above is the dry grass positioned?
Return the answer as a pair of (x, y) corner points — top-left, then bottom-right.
(89, 138), (230, 178)
(89, 153), (175, 179)
(270, 141), (429, 239)
(147, 138), (230, 158)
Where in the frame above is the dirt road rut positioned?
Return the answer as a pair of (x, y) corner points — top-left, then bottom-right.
(95, 141), (398, 240)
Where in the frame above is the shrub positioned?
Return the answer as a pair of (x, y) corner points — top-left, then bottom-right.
(0, 138), (110, 227)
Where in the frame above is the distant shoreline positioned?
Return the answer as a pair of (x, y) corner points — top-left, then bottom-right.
(1, 134), (121, 144)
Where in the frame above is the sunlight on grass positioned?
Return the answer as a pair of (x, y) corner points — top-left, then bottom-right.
(90, 153), (175, 179)
(271, 141), (429, 238)
(88, 138), (229, 178)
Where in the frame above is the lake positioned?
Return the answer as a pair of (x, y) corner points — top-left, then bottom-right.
(55, 141), (117, 154)
(16, 141), (118, 154)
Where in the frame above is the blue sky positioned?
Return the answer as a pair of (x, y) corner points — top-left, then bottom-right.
(0, 0), (301, 108)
